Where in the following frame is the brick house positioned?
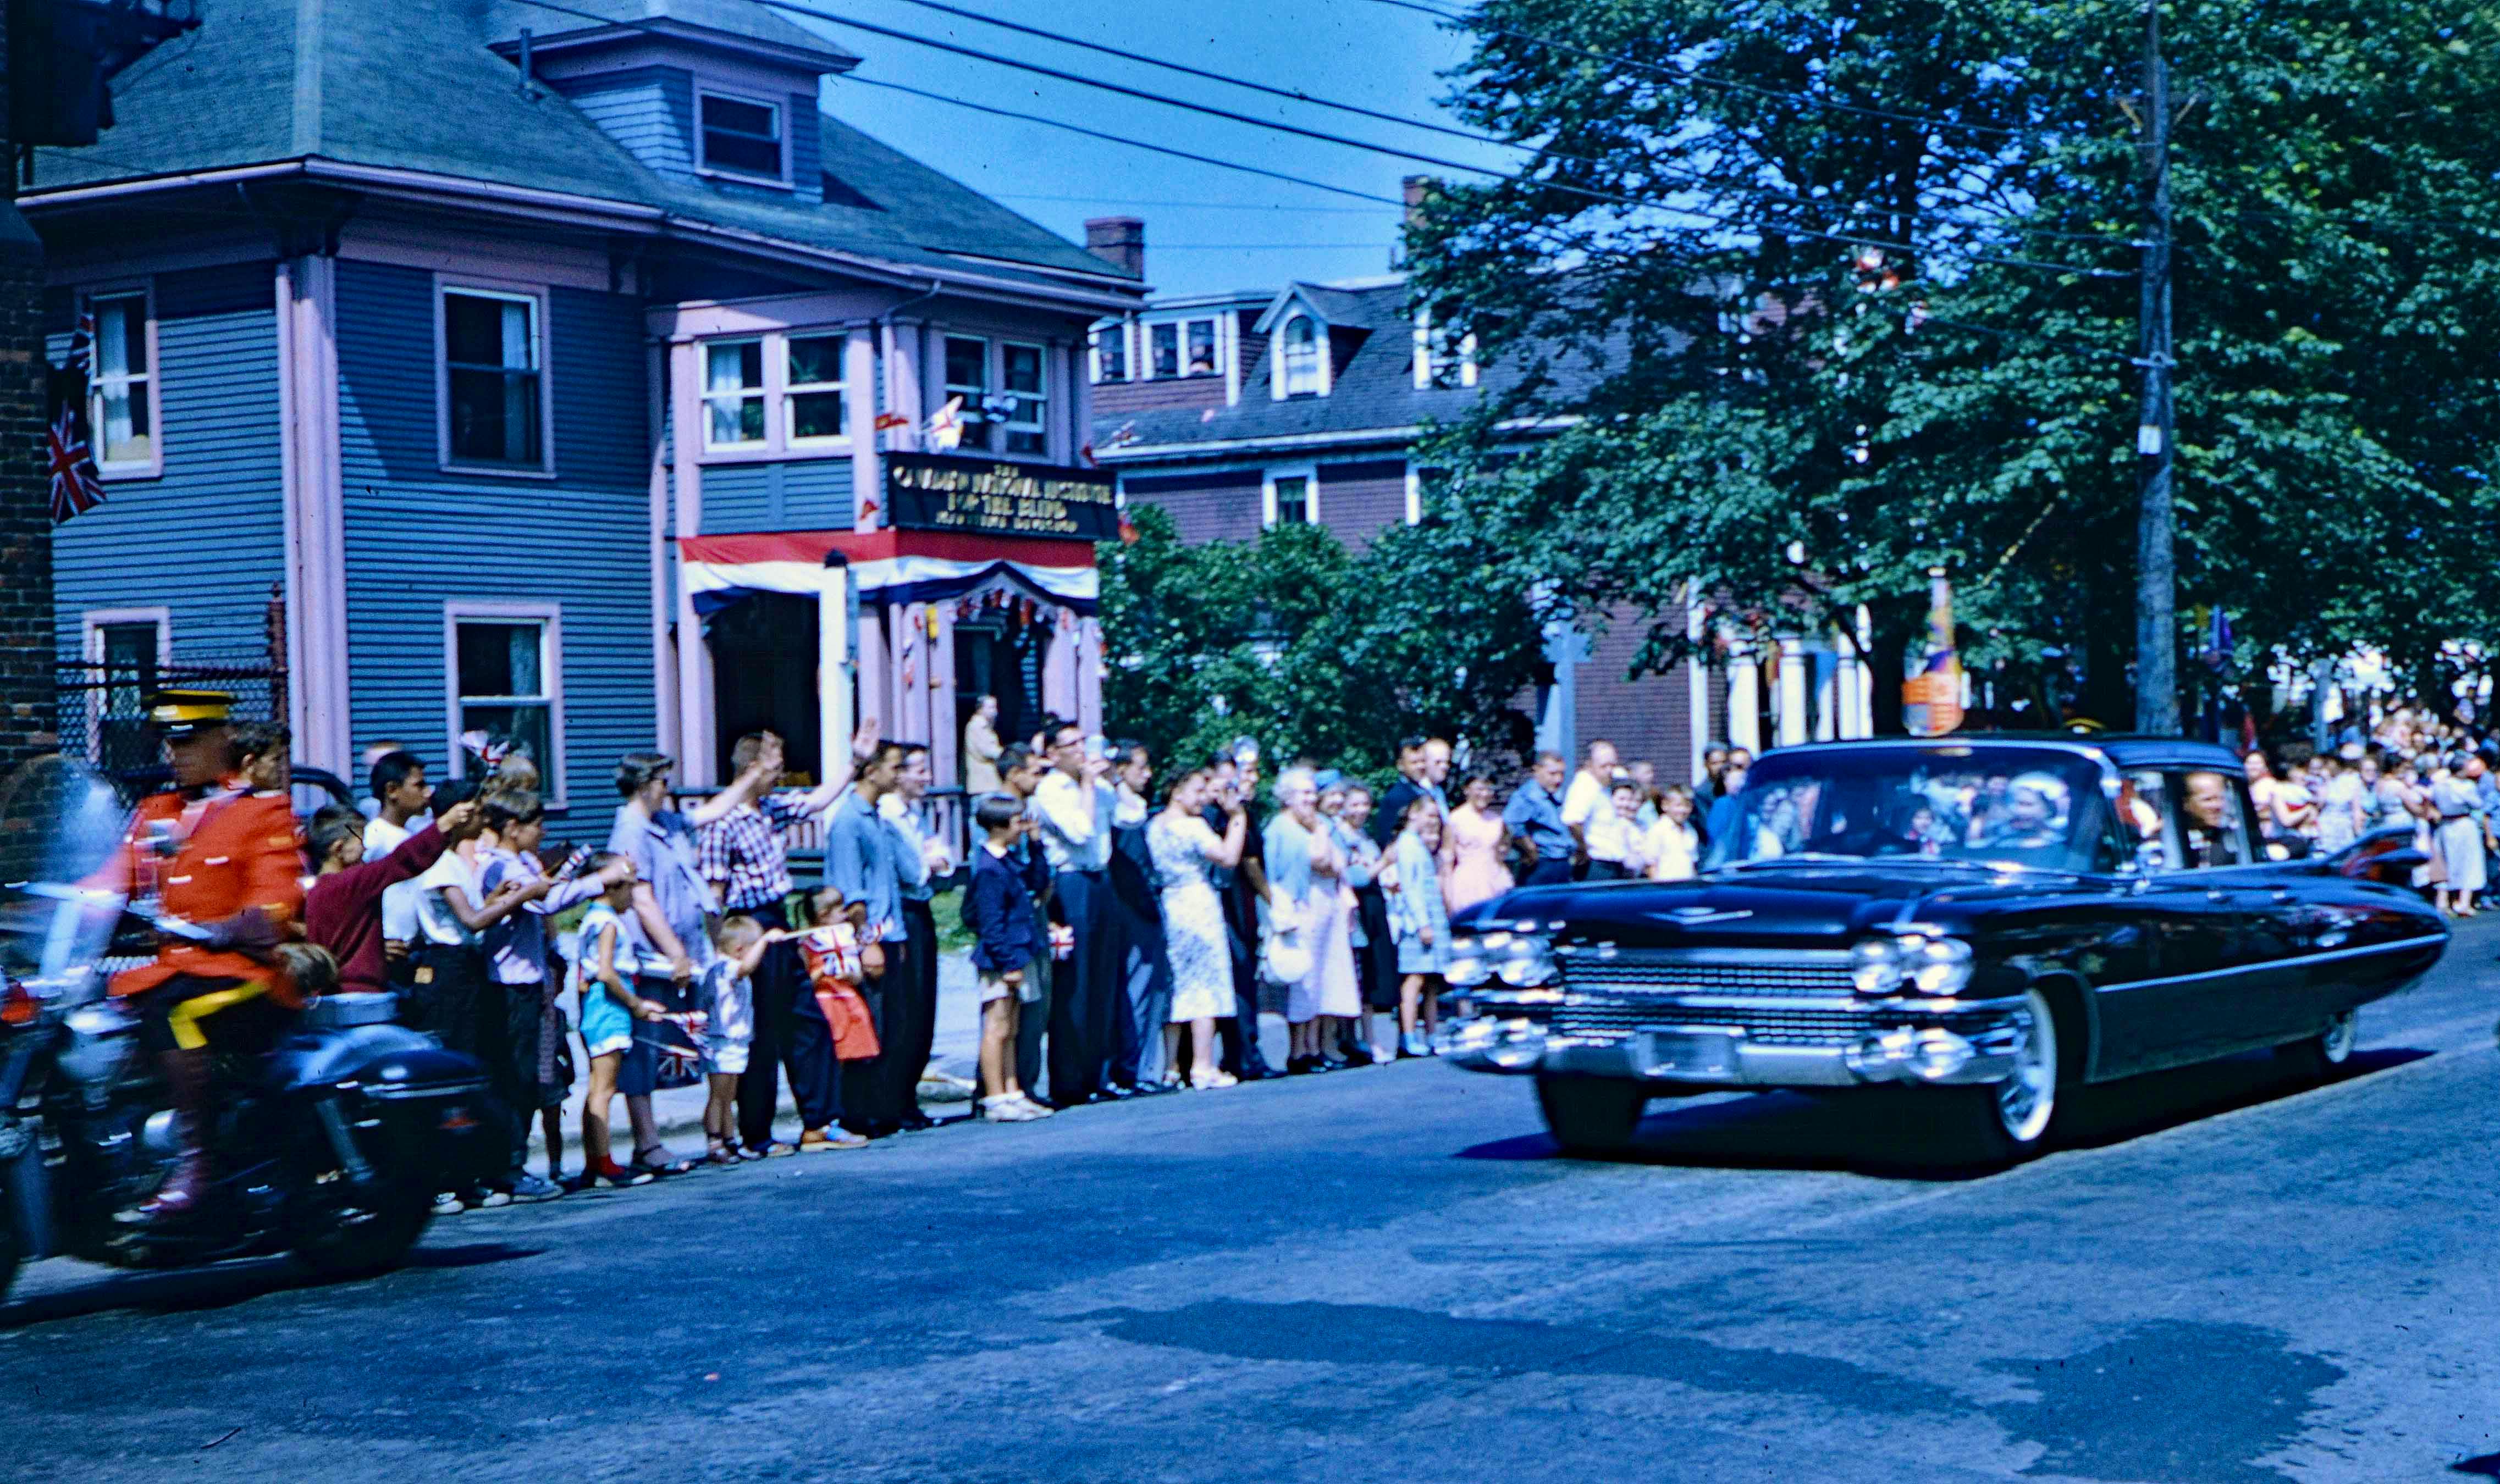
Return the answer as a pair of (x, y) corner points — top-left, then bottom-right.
(1084, 220), (1874, 777)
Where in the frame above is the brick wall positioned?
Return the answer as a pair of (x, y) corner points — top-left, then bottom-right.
(1094, 375), (1227, 416)
(1315, 458), (1406, 551)
(0, 217), (57, 772)
(1574, 607), (1691, 782)
(1121, 467), (1263, 544)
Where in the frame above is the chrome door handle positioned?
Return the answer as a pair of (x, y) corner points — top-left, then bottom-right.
(2204, 889), (2227, 902)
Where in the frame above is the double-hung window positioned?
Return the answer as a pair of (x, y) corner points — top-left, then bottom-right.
(783, 333), (847, 445)
(703, 339), (766, 450)
(443, 289), (545, 468)
(1149, 323), (1179, 379)
(1184, 318), (1217, 376)
(1280, 315), (1323, 396)
(699, 91), (784, 180)
(1091, 323), (1127, 383)
(1001, 342), (1047, 455)
(945, 335), (990, 448)
(86, 291), (153, 469)
(451, 610), (561, 797)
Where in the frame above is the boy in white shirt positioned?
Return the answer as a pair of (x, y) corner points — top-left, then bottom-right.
(1641, 785), (1702, 881)
(1583, 779), (1644, 881)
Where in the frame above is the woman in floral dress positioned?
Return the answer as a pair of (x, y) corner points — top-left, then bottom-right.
(1147, 768), (1246, 1087)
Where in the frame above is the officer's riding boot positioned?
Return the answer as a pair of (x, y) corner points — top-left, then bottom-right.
(123, 1048), (216, 1225)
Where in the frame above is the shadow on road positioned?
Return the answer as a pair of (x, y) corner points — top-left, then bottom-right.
(1457, 1046), (2434, 1177)
(0, 1241), (539, 1330)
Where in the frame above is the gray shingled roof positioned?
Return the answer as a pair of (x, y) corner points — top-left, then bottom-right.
(1103, 276), (1594, 455)
(481, 0), (858, 68)
(31, 0), (1128, 290)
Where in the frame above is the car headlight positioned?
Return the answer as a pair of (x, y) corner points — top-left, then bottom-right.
(1851, 933), (1973, 996)
(1446, 935), (1491, 988)
(1849, 937), (1902, 994)
(1495, 933), (1557, 987)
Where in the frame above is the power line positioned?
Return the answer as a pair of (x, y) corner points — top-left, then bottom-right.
(842, 76), (1403, 207)
(749, 0), (2124, 277)
(1363, 0), (2035, 145)
(993, 195), (1388, 213)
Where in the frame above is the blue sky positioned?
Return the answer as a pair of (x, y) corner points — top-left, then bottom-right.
(788, 0), (1519, 297)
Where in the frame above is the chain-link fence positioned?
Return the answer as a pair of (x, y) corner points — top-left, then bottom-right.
(55, 648), (286, 780)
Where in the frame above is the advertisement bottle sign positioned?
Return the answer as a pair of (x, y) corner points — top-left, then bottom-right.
(1903, 566), (1964, 737)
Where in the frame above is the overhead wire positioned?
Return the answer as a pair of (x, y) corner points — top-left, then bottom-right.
(1361, 0), (2038, 145)
(743, 0), (2127, 277)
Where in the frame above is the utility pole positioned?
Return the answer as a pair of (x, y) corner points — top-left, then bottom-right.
(2131, 0), (2179, 734)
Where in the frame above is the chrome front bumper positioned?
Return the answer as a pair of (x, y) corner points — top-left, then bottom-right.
(1436, 994), (2033, 1089)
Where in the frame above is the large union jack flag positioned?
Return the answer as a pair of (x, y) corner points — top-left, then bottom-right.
(46, 314), (106, 525)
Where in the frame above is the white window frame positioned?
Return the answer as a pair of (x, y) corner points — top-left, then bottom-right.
(701, 336), (769, 452)
(437, 279), (555, 477)
(943, 333), (992, 452)
(81, 283), (162, 478)
(695, 86), (790, 185)
(998, 339), (1049, 457)
(76, 606), (173, 768)
(1273, 313), (1328, 400)
(1262, 464), (1318, 528)
(443, 601), (568, 807)
(1413, 305), (1478, 390)
(1089, 319), (1131, 384)
(782, 330), (850, 448)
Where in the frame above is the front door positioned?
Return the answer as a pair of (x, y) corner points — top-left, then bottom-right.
(708, 593), (823, 784)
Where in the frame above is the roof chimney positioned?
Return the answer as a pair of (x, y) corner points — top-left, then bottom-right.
(1403, 176), (1436, 231)
(1085, 216), (1145, 278)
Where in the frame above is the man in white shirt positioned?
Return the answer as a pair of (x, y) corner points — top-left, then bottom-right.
(1031, 724), (1119, 1106)
(1560, 739), (1620, 859)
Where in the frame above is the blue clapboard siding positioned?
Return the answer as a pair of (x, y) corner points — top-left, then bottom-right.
(786, 91), (823, 206)
(52, 261), (286, 663)
(699, 459), (853, 533)
(334, 260), (654, 834)
(555, 65), (694, 181)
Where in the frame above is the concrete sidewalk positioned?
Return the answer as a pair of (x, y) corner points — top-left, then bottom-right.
(555, 950), (1295, 1163)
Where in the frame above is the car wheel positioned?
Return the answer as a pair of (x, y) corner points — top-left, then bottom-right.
(1535, 1075), (1649, 1155)
(1909, 989), (2062, 1171)
(2276, 1009), (2358, 1084)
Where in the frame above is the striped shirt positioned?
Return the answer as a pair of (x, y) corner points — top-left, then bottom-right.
(696, 792), (813, 913)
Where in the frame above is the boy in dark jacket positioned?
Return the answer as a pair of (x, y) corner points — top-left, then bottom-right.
(964, 793), (1052, 1122)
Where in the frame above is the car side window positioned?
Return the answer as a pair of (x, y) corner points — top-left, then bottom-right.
(2169, 768), (2254, 868)
(2118, 769), (2180, 871)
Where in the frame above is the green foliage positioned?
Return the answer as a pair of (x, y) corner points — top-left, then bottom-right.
(1097, 505), (1547, 780)
(1406, 0), (2500, 725)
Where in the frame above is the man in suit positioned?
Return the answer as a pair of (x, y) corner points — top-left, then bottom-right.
(1371, 735), (1434, 848)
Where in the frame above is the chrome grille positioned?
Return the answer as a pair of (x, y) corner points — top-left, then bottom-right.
(1556, 948), (1852, 998)
(1552, 1001), (1870, 1048)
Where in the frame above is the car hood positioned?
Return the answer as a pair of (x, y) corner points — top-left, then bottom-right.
(1459, 862), (2089, 949)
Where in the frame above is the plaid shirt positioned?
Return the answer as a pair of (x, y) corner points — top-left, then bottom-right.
(696, 792), (813, 912)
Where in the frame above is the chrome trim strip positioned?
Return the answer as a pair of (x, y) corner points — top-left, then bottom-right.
(1555, 945), (1851, 966)
(2096, 933), (2441, 993)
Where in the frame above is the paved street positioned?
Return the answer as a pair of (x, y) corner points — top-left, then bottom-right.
(5, 924), (2498, 1483)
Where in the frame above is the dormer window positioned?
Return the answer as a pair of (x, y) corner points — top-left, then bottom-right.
(699, 90), (785, 181)
(1415, 304), (1477, 390)
(1280, 315), (1322, 397)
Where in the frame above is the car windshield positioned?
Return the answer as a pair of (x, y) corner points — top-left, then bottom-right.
(1703, 745), (2115, 874)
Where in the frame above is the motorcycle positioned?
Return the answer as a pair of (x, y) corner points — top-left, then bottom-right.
(0, 756), (504, 1303)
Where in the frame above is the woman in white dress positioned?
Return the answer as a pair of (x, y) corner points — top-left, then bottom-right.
(1265, 767), (1361, 1073)
(1147, 768), (1246, 1087)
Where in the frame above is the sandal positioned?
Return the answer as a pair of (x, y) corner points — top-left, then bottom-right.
(631, 1146), (698, 1177)
(798, 1128), (869, 1153)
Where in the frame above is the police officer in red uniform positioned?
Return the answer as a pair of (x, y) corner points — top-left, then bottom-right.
(109, 690), (307, 1225)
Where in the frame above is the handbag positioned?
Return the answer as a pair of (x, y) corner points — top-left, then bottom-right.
(815, 979), (884, 1061)
(1261, 899), (1314, 987)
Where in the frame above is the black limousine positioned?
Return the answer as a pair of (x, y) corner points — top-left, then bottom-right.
(1436, 736), (2448, 1166)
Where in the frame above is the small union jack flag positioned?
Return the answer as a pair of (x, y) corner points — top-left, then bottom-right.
(46, 314), (106, 525)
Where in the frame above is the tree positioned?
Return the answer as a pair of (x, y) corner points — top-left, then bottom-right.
(1405, 0), (2500, 730)
(1096, 506), (1547, 779)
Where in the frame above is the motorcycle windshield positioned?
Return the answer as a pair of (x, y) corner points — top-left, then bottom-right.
(0, 755), (132, 978)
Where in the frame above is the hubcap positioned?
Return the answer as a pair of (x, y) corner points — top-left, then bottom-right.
(2320, 1009), (2358, 1065)
(1995, 992), (2059, 1144)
